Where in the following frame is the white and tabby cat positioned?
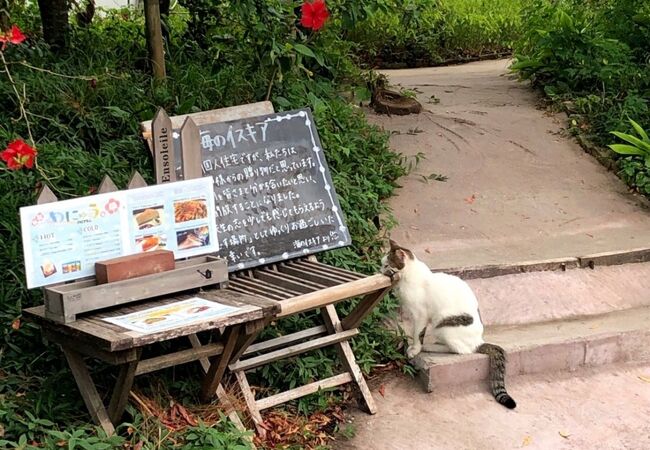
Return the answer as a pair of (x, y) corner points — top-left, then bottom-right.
(382, 240), (516, 409)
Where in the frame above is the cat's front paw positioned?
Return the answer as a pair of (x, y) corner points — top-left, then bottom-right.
(382, 267), (399, 282)
(407, 345), (422, 359)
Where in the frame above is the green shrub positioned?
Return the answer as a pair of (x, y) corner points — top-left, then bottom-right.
(0, 3), (407, 447)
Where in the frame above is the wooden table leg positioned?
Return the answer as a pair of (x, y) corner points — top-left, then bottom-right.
(234, 370), (266, 438)
(108, 349), (142, 425)
(321, 305), (377, 414)
(188, 334), (246, 431)
(340, 287), (391, 331)
(62, 347), (116, 435)
(200, 324), (242, 402)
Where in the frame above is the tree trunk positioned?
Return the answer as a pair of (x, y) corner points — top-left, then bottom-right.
(37, 0), (69, 49)
(0, 0), (10, 32)
(143, 0), (166, 80)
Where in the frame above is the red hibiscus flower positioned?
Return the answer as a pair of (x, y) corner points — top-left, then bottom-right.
(300, 0), (329, 31)
(1, 139), (37, 170)
(0, 25), (26, 50)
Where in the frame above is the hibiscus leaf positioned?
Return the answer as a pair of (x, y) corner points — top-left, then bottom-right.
(294, 43), (316, 59)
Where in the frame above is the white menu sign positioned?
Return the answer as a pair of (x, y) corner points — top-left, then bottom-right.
(20, 177), (218, 288)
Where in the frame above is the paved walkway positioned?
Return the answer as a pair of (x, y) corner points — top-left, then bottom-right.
(337, 363), (650, 450)
(367, 59), (650, 269)
(341, 60), (650, 450)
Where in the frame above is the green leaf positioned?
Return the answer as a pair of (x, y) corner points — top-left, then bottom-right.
(610, 132), (650, 152)
(629, 119), (649, 142)
(608, 144), (646, 156)
(293, 44), (316, 58)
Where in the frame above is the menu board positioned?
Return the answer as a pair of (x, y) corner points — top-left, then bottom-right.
(20, 177), (218, 288)
(181, 108), (351, 271)
(102, 297), (238, 334)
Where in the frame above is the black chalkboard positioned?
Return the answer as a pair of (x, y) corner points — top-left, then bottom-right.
(176, 108), (351, 271)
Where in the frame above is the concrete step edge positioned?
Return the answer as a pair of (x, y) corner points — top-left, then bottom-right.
(414, 312), (650, 393)
(431, 247), (650, 280)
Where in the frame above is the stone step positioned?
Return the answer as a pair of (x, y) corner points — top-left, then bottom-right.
(414, 305), (650, 393)
(465, 261), (650, 327)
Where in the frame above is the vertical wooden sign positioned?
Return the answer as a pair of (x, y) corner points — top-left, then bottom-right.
(151, 108), (175, 184)
(179, 117), (203, 181)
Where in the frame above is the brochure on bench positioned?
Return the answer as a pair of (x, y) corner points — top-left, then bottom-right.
(20, 177), (218, 288)
(102, 297), (239, 334)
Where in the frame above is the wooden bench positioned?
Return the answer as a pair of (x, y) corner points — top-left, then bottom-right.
(22, 101), (395, 439)
(23, 173), (281, 436)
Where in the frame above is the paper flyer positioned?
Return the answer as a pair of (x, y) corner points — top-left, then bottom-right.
(20, 177), (218, 288)
(102, 297), (239, 334)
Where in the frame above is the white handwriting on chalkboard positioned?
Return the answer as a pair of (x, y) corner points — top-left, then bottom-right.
(206, 158), (316, 184)
(201, 122), (269, 151)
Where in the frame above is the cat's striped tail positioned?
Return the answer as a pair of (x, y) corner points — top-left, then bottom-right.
(475, 343), (516, 409)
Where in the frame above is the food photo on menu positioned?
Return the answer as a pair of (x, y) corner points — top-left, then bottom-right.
(174, 198), (208, 223)
(133, 206), (164, 229)
(134, 233), (167, 252)
(176, 226), (210, 250)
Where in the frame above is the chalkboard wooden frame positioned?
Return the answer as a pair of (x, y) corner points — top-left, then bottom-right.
(146, 106), (352, 272)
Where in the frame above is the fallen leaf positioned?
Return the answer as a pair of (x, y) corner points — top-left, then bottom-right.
(638, 375), (650, 383)
(586, 233), (594, 238)
(11, 318), (20, 330)
(559, 431), (570, 439)
(464, 194), (476, 204)
(522, 436), (532, 447)
(409, 225), (419, 230)
(378, 384), (386, 397)
(424, 248), (431, 254)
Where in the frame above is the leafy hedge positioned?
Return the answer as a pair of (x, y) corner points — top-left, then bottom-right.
(0, 4), (407, 448)
(512, 0), (650, 196)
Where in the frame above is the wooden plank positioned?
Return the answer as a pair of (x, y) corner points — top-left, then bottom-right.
(128, 171), (148, 189)
(25, 306), (131, 351)
(256, 373), (353, 411)
(108, 352), (141, 425)
(298, 260), (366, 280)
(62, 347), (115, 435)
(233, 276), (301, 298)
(44, 257), (227, 323)
(42, 328), (138, 365)
(97, 175), (118, 193)
(140, 102), (275, 141)
(229, 319), (267, 364)
(37, 185), (58, 204)
(187, 334), (247, 433)
(252, 270), (320, 294)
(278, 274), (392, 317)
(257, 268), (330, 290)
(341, 287), (391, 330)
(321, 305), (376, 414)
(201, 288), (280, 312)
(201, 325), (242, 401)
(179, 117), (202, 180)
(151, 108), (175, 184)
(226, 280), (288, 301)
(243, 325), (327, 356)
(229, 329), (358, 372)
(135, 342), (224, 376)
(277, 264), (344, 287)
(287, 260), (356, 283)
(234, 370), (265, 434)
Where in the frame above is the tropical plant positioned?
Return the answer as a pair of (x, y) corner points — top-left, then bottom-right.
(609, 119), (650, 168)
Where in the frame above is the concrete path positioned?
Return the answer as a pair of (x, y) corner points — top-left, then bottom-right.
(367, 59), (650, 269)
(336, 363), (650, 450)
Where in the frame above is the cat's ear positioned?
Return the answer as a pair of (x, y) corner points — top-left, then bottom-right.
(389, 239), (399, 250)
